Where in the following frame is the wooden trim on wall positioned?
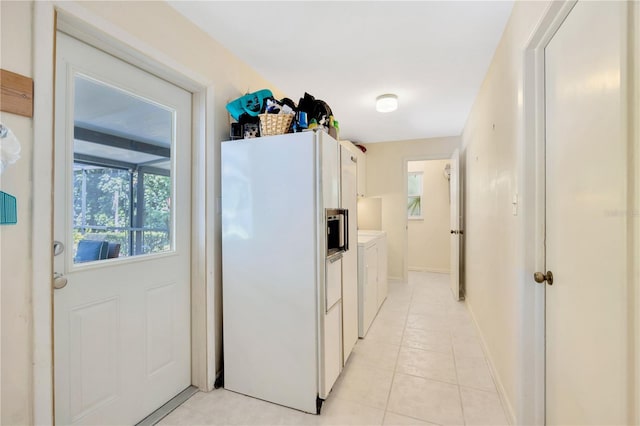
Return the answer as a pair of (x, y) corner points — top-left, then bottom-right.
(0, 69), (34, 117)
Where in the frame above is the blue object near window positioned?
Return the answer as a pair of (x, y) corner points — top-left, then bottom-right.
(75, 240), (109, 263)
(0, 191), (17, 225)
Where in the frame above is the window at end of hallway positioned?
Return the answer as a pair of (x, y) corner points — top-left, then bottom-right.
(408, 171), (423, 220)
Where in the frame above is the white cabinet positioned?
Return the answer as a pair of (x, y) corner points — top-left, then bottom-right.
(340, 141), (366, 198)
(355, 148), (367, 197)
(357, 231), (388, 337)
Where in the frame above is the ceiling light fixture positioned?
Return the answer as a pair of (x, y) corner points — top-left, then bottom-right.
(376, 94), (398, 113)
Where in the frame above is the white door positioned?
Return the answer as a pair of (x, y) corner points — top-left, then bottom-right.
(53, 33), (192, 425)
(449, 149), (461, 300)
(544, 2), (630, 424)
(340, 146), (358, 363)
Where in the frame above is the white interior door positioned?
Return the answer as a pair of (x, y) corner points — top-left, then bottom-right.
(53, 33), (192, 425)
(449, 149), (461, 300)
(544, 2), (629, 424)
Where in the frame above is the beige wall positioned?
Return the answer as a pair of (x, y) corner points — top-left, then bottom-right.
(407, 159), (450, 273)
(461, 1), (552, 423)
(357, 197), (382, 230)
(0, 2), (283, 424)
(364, 137), (459, 280)
(0, 2), (35, 424)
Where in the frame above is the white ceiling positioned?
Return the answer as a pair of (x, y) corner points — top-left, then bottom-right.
(75, 75), (173, 147)
(74, 75), (173, 169)
(168, 1), (513, 143)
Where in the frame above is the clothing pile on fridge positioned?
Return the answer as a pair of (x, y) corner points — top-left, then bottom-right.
(226, 90), (339, 140)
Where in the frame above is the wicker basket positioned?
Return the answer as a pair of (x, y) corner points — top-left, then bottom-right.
(259, 113), (294, 136)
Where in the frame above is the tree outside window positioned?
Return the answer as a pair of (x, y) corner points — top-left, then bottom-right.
(408, 171), (423, 219)
(73, 164), (171, 257)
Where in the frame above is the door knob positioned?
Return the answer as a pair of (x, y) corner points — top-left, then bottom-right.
(450, 230), (458, 234)
(533, 270), (553, 285)
(53, 272), (68, 289)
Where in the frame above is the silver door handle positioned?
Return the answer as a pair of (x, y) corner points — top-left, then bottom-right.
(53, 272), (68, 289)
(53, 240), (65, 256)
(329, 253), (343, 263)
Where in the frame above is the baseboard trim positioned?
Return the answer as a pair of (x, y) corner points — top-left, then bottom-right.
(465, 300), (517, 425)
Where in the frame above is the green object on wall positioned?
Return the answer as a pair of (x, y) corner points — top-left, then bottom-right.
(0, 191), (17, 225)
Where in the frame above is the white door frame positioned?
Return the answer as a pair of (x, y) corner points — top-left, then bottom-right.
(402, 154), (451, 282)
(634, 4), (640, 424)
(520, 1), (578, 424)
(521, 1), (639, 423)
(33, 3), (217, 423)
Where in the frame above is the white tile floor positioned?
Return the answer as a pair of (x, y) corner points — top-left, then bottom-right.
(160, 272), (509, 426)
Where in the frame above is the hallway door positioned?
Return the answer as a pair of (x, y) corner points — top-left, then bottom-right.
(53, 33), (192, 425)
(544, 2), (630, 424)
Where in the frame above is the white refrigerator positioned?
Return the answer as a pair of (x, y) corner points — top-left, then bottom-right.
(221, 130), (356, 414)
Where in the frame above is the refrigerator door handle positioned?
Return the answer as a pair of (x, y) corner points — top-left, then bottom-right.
(343, 209), (349, 252)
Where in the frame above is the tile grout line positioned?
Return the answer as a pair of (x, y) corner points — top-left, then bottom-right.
(413, 272), (468, 425)
(446, 293), (474, 426)
(381, 277), (414, 425)
(451, 332), (468, 425)
(385, 409), (445, 426)
(392, 370), (460, 388)
(452, 298), (511, 424)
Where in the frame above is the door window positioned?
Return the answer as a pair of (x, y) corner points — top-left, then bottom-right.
(72, 74), (174, 263)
